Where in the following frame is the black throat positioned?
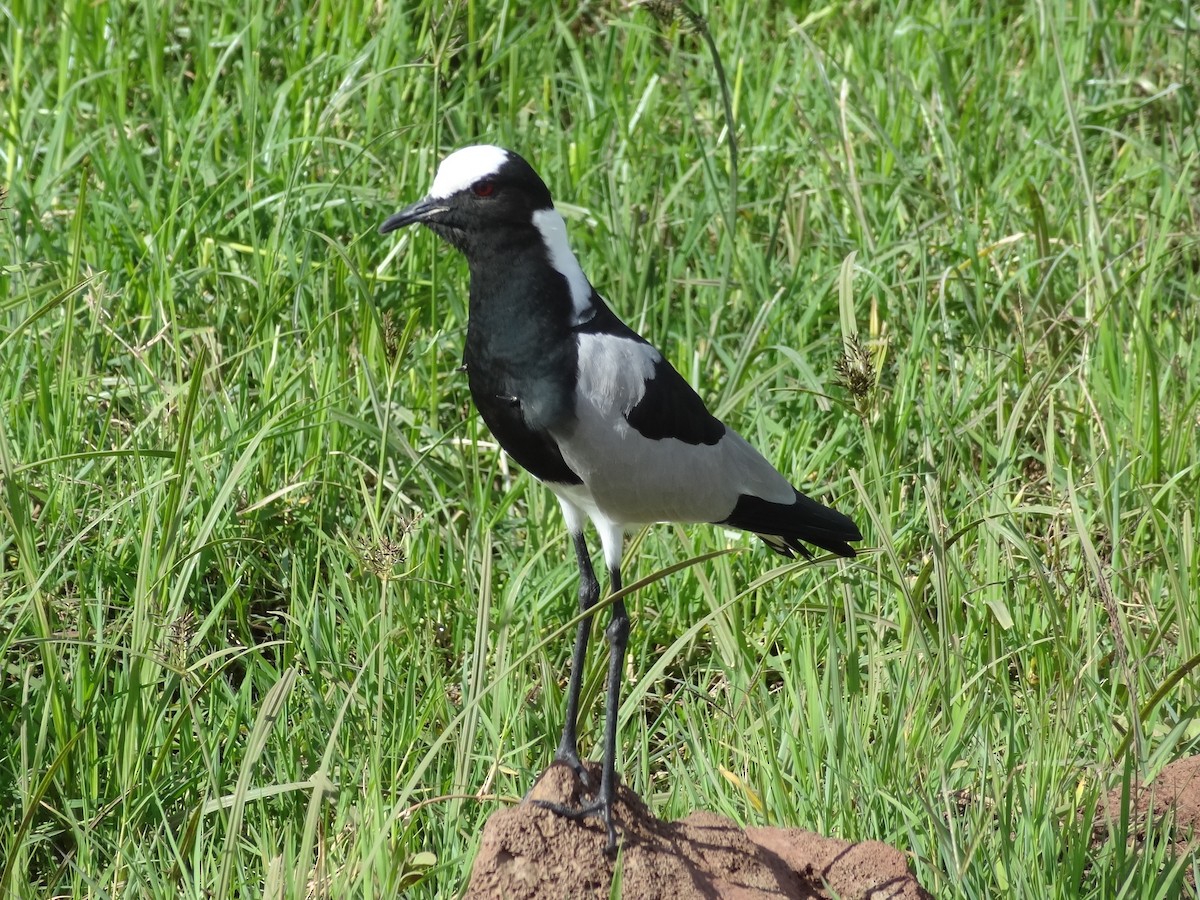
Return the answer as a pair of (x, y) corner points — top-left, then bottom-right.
(457, 228), (584, 484)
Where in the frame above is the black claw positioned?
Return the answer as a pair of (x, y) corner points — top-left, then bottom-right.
(533, 796), (619, 853)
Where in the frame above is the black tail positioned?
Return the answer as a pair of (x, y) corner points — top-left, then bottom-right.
(718, 489), (862, 559)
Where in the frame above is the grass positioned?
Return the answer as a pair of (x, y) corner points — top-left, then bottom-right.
(2, 0), (1199, 895)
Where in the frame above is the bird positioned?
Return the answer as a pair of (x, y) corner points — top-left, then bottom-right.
(379, 145), (862, 852)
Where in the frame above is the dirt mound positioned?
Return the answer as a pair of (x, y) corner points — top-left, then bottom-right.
(464, 763), (931, 899)
(1096, 754), (1200, 873)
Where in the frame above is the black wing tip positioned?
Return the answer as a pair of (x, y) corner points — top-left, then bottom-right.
(814, 539), (859, 559)
(724, 491), (862, 560)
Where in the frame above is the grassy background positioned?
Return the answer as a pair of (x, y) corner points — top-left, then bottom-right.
(2, 0), (1198, 895)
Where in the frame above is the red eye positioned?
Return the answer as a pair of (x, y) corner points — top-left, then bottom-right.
(472, 180), (496, 197)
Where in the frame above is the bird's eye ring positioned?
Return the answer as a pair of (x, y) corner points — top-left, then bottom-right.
(472, 180), (496, 197)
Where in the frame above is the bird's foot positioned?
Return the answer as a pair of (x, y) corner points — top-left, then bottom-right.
(533, 794), (619, 854)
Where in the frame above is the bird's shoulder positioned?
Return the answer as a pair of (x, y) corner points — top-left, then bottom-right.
(572, 298), (725, 447)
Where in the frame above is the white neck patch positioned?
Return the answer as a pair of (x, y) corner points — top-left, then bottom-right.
(428, 145), (510, 200)
(532, 207), (594, 324)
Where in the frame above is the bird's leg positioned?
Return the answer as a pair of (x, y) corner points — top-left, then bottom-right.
(537, 565), (629, 855)
(554, 529), (600, 785)
(594, 566), (629, 852)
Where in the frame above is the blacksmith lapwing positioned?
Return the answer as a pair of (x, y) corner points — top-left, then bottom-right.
(380, 145), (862, 851)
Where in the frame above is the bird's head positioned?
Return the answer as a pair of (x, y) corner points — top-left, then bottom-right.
(379, 145), (554, 253)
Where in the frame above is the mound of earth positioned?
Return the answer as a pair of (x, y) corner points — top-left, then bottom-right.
(464, 763), (931, 899)
(1095, 754), (1200, 878)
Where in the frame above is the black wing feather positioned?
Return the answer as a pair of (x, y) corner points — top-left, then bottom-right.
(720, 490), (861, 558)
